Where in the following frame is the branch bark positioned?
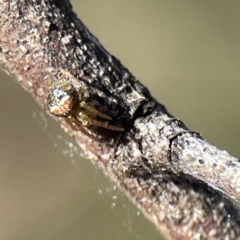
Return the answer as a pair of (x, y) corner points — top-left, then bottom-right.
(1, 1), (240, 239)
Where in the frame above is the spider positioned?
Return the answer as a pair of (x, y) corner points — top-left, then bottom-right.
(47, 69), (124, 137)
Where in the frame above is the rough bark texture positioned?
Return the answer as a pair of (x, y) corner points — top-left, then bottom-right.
(1, 1), (240, 239)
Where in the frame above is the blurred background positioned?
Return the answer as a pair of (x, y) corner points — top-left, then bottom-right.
(0, 1), (240, 239)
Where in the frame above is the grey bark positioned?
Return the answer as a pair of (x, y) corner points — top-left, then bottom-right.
(0, 1), (240, 239)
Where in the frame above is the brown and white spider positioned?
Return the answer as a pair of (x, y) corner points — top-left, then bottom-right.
(47, 69), (124, 135)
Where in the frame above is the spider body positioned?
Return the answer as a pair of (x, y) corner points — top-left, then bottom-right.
(47, 80), (79, 117)
(47, 69), (124, 136)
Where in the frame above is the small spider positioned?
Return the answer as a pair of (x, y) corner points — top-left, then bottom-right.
(47, 69), (124, 137)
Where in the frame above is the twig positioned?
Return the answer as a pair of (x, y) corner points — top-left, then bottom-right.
(0, 1), (240, 239)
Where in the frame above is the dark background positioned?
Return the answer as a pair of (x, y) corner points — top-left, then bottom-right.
(0, 1), (240, 239)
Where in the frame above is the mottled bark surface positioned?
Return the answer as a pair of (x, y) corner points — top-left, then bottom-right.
(1, 1), (240, 239)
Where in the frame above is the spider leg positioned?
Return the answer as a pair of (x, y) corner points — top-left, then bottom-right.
(80, 102), (113, 121)
(77, 113), (124, 131)
(65, 116), (79, 131)
(60, 69), (76, 80)
(59, 68), (84, 88)
(65, 116), (102, 141)
(90, 119), (124, 131)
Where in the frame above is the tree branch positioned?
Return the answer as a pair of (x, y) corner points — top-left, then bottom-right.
(1, 1), (240, 239)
